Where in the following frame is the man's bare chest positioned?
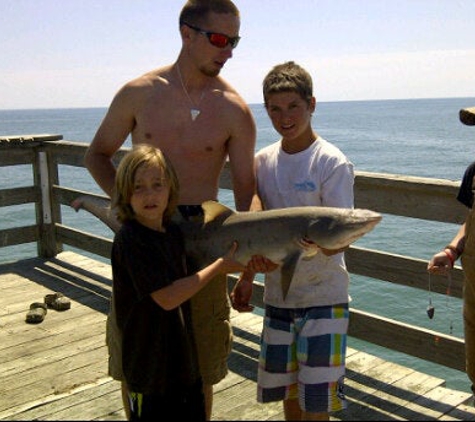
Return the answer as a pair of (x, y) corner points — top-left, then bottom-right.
(132, 108), (230, 156)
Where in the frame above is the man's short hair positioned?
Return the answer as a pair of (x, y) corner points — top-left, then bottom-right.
(179, 0), (240, 27)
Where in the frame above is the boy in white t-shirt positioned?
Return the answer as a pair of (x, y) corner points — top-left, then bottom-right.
(231, 61), (354, 420)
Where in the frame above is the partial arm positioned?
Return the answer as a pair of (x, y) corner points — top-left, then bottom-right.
(427, 222), (466, 274)
(226, 100), (257, 212)
(226, 105), (261, 311)
(84, 84), (137, 196)
(152, 242), (246, 310)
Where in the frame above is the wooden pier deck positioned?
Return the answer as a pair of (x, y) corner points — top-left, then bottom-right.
(1, 251), (475, 421)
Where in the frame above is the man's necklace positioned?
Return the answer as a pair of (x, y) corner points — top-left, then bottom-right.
(176, 65), (205, 121)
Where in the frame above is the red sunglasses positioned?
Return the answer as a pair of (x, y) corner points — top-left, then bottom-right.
(182, 22), (240, 49)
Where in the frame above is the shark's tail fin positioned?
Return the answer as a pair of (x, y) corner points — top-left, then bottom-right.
(71, 195), (121, 234)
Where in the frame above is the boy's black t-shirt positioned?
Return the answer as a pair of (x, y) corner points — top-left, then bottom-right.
(457, 161), (475, 209)
(111, 219), (200, 395)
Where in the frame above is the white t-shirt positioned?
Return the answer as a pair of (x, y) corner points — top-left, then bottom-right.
(255, 136), (355, 308)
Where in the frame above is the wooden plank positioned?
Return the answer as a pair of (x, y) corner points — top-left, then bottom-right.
(354, 171), (466, 224)
(45, 141), (127, 168)
(53, 185), (109, 207)
(0, 332), (106, 378)
(0, 378), (118, 421)
(0, 319), (106, 366)
(340, 365), (444, 420)
(39, 386), (123, 421)
(0, 148), (36, 166)
(0, 348), (108, 411)
(442, 400), (475, 421)
(346, 246), (464, 298)
(48, 146), (63, 255)
(33, 146), (61, 258)
(0, 311), (107, 352)
(56, 224), (112, 260)
(0, 225), (38, 247)
(0, 187), (39, 207)
(49, 143), (89, 167)
(5, 379), (123, 421)
(0, 134), (62, 143)
(214, 379), (283, 421)
(349, 308), (466, 372)
(397, 385), (474, 420)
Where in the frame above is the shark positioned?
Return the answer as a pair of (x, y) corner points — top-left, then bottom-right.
(71, 197), (382, 299)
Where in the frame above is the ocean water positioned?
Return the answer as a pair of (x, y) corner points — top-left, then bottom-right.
(2, 97), (475, 392)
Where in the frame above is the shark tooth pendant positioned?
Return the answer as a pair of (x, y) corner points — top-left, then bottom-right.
(191, 109), (200, 121)
(177, 66), (205, 122)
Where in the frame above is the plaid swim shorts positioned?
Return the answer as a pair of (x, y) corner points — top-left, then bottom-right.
(257, 304), (349, 413)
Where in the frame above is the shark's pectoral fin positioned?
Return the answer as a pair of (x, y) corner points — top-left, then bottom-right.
(295, 238), (320, 261)
(302, 248), (319, 260)
(280, 251), (301, 301)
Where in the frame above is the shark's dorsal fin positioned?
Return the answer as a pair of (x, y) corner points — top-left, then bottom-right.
(201, 200), (235, 224)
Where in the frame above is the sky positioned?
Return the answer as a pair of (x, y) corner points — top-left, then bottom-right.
(1, 0), (474, 110)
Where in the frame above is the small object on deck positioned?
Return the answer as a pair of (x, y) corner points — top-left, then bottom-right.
(44, 292), (71, 311)
(460, 107), (475, 126)
(26, 302), (47, 324)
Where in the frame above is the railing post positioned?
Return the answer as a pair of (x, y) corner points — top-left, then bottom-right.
(33, 143), (63, 258)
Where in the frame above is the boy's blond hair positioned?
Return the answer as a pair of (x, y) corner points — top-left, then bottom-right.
(112, 144), (180, 224)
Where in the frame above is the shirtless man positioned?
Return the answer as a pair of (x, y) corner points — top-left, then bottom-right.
(84, 1), (257, 419)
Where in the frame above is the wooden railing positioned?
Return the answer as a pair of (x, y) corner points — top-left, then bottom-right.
(0, 134), (468, 374)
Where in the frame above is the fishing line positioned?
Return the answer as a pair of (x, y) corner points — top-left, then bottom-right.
(427, 272), (454, 335)
(427, 272), (435, 319)
(446, 271), (454, 335)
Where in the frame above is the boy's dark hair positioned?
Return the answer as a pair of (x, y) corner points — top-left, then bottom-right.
(263, 61), (313, 107)
(179, 0), (240, 27)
